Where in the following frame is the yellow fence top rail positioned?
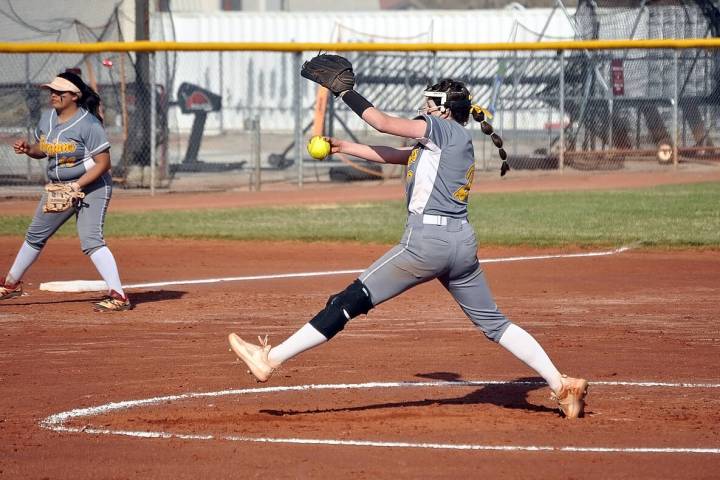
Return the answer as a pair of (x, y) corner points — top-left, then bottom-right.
(1, 38), (720, 53)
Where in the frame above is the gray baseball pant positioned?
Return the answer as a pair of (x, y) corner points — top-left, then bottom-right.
(359, 213), (511, 342)
(24, 173), (112, 255)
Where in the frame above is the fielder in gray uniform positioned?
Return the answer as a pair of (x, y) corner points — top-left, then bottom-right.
(229, 72), (588, 418)
(0, 71), (132, 312)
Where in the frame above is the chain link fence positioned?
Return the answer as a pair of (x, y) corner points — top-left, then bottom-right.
(0, 44), (718, 195)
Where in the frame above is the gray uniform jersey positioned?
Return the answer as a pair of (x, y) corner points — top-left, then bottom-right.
(405, 114), (475, 219)
(24, 108), (113, 256)
(359, 115), (511, 342)
(34, 108), (110, 182)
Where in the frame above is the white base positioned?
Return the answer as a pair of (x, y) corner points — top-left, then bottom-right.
(39, 280), (108, 293)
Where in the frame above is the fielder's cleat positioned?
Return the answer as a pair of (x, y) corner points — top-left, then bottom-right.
(93, 290), (133, 312)
(228, 333), (277, 382)
(0, 277), (23, 300)
(552, 375), (589, 419)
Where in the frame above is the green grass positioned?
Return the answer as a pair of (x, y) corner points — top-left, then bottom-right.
(1, 183), (718, 247)
(470, 182), (720, 247)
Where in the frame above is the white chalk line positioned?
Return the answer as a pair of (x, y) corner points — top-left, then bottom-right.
(44, 427), (720, 454)
(41, 378), (720, 455)
(39, 245), (632, 292)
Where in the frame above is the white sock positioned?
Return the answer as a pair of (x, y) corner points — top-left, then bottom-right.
(89, 247), (125, 297)
(268, 323), (328, 365)
(498, 323), (563, 393)
(7, 241), (41, 284)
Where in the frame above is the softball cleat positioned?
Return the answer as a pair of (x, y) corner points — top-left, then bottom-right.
(552, 375), (589, 419)
(228, 333), (276, 382)
(93, 290), (133, 312)
(0, 277), (23, 300)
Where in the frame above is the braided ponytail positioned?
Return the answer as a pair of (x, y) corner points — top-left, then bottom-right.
(470, 105), (509, 176)
(424, 79), (510, 176)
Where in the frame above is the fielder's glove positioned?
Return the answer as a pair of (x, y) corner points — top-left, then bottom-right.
(300, 54), (355, 96)
(43, 182), (85, 213)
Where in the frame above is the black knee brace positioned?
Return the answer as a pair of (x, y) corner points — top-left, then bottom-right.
(309, 279), (373, 339)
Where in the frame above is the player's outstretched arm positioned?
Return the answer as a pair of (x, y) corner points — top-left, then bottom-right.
(300, 54), (426, 140)
(328, 137), (412, 165)
(339, 91), (426, 140)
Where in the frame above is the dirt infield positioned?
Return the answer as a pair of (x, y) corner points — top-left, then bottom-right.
(1, 240), (719, 478)
(1, 172), (719, 478)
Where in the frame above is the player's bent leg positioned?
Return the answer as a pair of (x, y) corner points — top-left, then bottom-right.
(309, 279), (373, 339)
(359, 241), (441, 307)
(440, 264), (510, 342)
(498, 324), (563, 390)
(5, 187), (74, 301)
(25, 193), (75, 251)
(308, 228), (445, 339)
(228, 280), (373, 382)
(493, 314), (588, 418)
(444, 265), (588, 418)
(79, 181), (131, 312)
(229, 231), (444, 382)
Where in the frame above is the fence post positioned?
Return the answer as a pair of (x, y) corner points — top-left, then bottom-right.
(512, 52), (518, 137)
(219, 51), (224, 134)
(25, 54), (32, 182)
(293, 52), (303, 187)
(672, 49), (679, 169)
(254, 116), (261, 191)
(431, 51), (437, 84)
(608, 76), (613, 151)
(559, 49), (565, 172)
(150, 51), (157, 196)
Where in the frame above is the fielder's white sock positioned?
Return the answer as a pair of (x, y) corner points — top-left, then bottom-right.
(269, 323), (328, 365)
(498, 323), (563, 393)
(90, 246), (126, 298)
(7, 241), (41, 284)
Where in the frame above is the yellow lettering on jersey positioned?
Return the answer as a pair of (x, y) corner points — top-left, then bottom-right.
(39, 135), (77, 156)
(58, 156), (76, 166)
(452, 164), (475, 202)
(407, 146), (420, 167)
(406, 146), (420, 180)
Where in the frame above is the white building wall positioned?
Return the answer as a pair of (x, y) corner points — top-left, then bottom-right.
(167, 0), (382, 12)
(151, 9), (575, 131)
(154, 9), (573, 43)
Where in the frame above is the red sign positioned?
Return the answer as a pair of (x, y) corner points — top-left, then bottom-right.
(611, 59), (625, 96)
(185, 91), (212, 112)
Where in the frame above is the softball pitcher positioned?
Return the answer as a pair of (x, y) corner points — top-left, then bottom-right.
(229, 56), (587, 418)
(0, 72), (131, 312)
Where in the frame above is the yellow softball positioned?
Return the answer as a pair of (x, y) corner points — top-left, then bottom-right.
(307, 135), (331, 160)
